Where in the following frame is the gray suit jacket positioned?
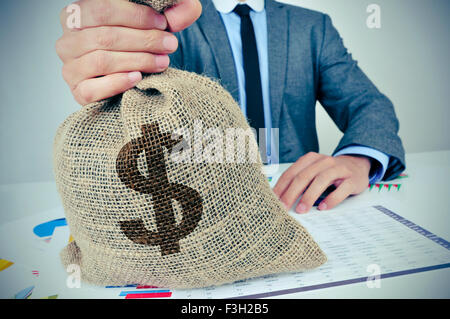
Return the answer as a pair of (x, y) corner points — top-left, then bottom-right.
(170, 0), (405, 180)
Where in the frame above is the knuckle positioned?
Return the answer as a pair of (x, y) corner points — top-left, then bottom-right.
(339, 165), (353, 178)
(281, 174), (293, 185)
(94, 27), (115, 49)
(316, 172), (330, 184)
(293, 174), (304, 184)
(91, 0), (112, 25)
(305, 152), (318, 159)
(91, 50), (109, 74)
(280, 170), (293, 182)
(322, 156), (336, 166)
(142, 31), (159, 50)
(300, 169), (315, 181)
(293, 173), (310, 186)
(330, 165), (345, 178)
(55, 37), (65, 57)
(133, 3), (149, 27)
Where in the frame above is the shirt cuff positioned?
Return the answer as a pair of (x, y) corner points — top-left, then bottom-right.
(334, 145), (390, 184)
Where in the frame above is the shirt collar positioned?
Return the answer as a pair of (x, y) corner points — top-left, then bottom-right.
(212, 0), (265, 14)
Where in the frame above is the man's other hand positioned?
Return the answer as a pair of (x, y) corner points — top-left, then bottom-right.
(273, 152), (371, 213)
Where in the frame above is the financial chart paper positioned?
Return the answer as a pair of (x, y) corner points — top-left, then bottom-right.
(172, 205), (450, 298)
(0, 205), (449, 299)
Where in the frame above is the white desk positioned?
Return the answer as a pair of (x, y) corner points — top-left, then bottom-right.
(1, 151), (449, 298)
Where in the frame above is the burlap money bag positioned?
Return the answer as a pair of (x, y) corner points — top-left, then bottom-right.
(54, 68), (327, 288)
(54, 0), (326, 289)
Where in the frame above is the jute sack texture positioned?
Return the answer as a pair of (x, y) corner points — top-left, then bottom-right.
(54, 0), (327, 289)
(129, 0), (178, 12)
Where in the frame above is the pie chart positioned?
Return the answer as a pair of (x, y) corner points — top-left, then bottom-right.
(33, 218), (67, 238)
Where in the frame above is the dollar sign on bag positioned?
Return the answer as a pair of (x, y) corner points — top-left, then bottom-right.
(116, 123), (203, 256)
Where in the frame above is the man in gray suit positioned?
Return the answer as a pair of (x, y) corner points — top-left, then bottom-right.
(56, 0), (405, 214)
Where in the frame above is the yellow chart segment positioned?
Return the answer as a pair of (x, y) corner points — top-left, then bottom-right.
(0, 259), (14, 272)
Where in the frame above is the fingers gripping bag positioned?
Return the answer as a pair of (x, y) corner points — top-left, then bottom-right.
(54, 0), (327, 289)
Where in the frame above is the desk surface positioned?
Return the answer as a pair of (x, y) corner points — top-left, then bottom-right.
(1, 150), (449, 298)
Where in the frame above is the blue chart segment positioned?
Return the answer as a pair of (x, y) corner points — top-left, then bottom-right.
(33, 218), (67, 238)
(15, 286), (34, 299)
(105, 285), (173, 299)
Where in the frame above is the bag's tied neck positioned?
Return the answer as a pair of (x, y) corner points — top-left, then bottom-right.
(129, 0), (179, 13)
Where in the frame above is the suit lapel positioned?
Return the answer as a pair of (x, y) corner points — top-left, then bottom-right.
(196, 0), (240, 103)
(266, 0), (288, 129)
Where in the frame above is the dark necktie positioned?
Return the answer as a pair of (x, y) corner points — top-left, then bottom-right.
(233, 4), (266, 158)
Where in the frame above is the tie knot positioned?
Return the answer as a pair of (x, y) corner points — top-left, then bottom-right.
(233, 4), (252, 17)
